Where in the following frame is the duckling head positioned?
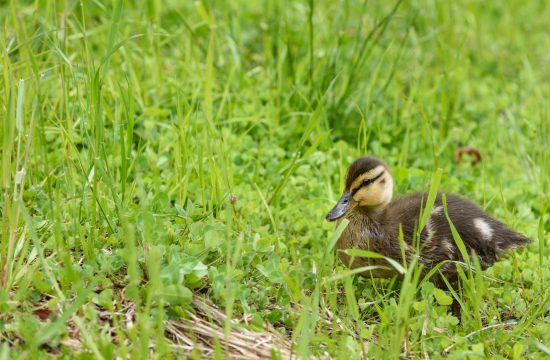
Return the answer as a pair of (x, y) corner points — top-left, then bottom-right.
(326, 156), (393, 221)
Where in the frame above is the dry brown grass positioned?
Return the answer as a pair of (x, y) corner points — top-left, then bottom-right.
(2, 291), (294, 359)
(166, 295), (293, 359)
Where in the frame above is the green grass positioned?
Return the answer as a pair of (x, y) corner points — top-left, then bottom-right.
(1, 0), (549, 358)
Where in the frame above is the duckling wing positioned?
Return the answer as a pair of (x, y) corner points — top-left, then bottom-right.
(383, 193), (531, 267)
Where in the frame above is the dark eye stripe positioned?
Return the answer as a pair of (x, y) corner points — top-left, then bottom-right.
(363, 171), (385, 185)
(352, 171), (385, 194)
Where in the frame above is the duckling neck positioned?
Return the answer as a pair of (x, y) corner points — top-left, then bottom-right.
(338, 207), (385, 248)
(353, 206), (384, 228)
(355, 205), (385, 218)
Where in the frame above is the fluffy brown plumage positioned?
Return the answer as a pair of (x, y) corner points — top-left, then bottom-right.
(327, 156), (531, 282)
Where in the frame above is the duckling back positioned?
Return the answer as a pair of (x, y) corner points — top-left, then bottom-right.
(384, 193), (531, 271)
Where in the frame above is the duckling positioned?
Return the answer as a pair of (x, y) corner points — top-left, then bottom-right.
(326, 156), (531, 282)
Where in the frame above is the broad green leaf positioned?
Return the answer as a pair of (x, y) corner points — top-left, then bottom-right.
(204, 229), (224, 249)
(434, 288), (453, 306)
(161, 285), (192, 305)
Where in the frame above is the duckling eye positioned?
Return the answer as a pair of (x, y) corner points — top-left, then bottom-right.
(362, 178), (372, 186)
(360, 171), (385, 188)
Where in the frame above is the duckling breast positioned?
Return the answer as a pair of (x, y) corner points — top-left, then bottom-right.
(336, 211), (403, 278)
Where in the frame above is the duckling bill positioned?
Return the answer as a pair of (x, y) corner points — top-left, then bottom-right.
(327, 156), (531, 281)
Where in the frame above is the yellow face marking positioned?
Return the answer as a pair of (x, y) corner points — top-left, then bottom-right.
(352, 170), (393, 208)
(349, 165), (386, 191)
(352, 187), (376, 204)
